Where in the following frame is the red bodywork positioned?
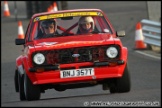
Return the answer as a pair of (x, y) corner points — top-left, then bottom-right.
(16, 9), (128, 86)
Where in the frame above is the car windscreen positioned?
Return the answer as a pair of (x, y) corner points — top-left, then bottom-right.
(29, 12), (113, 41)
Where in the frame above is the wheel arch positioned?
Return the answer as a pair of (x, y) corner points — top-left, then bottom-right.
(119, 46), (128, 76)
(16, 55), (30, 76)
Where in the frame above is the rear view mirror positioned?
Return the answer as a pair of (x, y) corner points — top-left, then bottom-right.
(61, 17), (73, 20)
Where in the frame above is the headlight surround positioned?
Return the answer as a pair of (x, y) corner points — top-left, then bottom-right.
(33, 53), (45, 65)
(106, 47), (118, 58)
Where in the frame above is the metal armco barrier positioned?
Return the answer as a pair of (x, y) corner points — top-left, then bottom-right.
(141, 19), (161, 47)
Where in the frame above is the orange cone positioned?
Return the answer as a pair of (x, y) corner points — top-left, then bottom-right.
(49, 5), (53, 12)
(135, 22), (147, 49)
(47, 5), (52, 12)
(3, 1), (10, 17)
(53, 2), (58, 11)
(18, 21), (25, 39)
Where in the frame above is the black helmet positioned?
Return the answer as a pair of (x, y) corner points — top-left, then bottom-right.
(41, 19), (57, 32)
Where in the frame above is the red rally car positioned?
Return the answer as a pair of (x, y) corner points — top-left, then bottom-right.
(14, 9), (131, 101)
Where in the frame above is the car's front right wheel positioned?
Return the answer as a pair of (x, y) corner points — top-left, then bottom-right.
(24, 72), (41, 101)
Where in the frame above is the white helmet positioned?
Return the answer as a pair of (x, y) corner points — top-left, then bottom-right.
(78, 16), (94, 32)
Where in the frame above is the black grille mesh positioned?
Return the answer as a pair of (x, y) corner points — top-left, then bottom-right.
(32, 45), (120, 66)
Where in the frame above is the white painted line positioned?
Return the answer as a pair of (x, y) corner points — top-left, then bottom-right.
(135, 50), (161, 60)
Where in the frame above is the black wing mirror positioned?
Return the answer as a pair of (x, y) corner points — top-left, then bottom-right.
(15, 38), (25, 45)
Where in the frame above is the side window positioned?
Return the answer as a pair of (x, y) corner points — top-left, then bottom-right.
(34, 21), (44, 39)
(101, 16), (112, 33)
(28, 21), (39, 40)
(94, 16), (112, 34)
(94, 17), (102, 32)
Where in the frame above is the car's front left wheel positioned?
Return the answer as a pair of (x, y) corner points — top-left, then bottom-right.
(18, 72), (26, 101)
(24, 72), (41, 101)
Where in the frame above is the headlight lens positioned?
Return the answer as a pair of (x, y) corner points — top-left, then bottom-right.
(106, 47), (118, 58)
(33, 53), (45, 65)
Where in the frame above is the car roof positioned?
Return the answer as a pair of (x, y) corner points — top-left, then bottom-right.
(32, 8), (104, 18)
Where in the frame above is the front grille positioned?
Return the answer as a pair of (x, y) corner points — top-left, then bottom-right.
(32, 45), (120, 66)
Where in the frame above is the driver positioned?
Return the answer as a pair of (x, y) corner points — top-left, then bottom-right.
(78, 16), (94, 34)
(41, 19), (59, 37)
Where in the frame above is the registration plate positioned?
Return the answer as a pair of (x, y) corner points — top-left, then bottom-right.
(60, 68), (94, 78)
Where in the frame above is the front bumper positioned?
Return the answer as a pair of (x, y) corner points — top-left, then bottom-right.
(28, 60), (126, 85)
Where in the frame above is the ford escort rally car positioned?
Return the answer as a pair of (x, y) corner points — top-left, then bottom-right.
(14, 9), (131, 101)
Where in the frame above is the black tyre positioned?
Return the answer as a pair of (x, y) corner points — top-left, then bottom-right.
(110, 64), (131, 93)
(18, 72), (26, 100)
(24, 72), (41, 101)
(116, 64), (131, 92)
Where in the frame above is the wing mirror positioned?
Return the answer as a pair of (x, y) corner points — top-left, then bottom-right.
(15, 38), (25, 45)
(116, 30), (125, 37)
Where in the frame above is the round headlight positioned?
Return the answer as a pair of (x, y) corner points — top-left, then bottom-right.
(106, 47), (118, 58)
(33, 53), (45, 65)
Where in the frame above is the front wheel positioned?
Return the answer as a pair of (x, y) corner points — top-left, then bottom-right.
(24, 72), (41, 101)
(18, 72), (26, 101)
(110, 64), (131, 93)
